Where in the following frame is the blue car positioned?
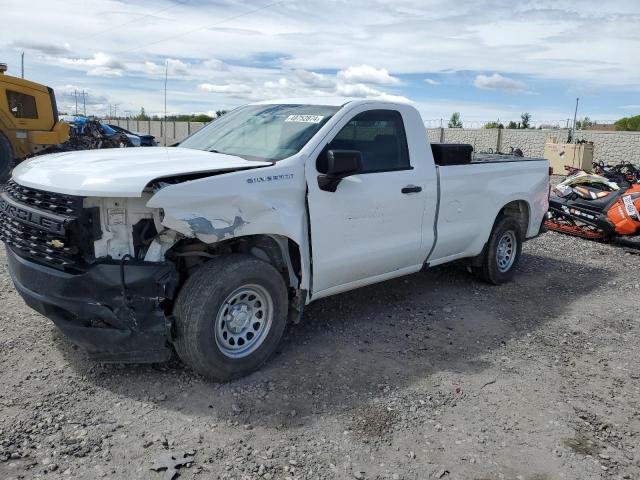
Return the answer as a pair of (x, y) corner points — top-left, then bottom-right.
(108, 124), (157, 147)
(61, 116), (143, 147)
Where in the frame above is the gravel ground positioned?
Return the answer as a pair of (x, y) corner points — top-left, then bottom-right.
(1, 226), (639, 479)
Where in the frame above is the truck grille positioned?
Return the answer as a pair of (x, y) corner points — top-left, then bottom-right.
(3, 180), (83, 216)
(0, 181), (90, 270)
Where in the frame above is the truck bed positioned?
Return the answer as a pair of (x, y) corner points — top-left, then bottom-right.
(431, 143), (545, 166)
(472, 153), (547, 163)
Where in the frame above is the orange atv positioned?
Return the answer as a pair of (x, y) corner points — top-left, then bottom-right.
(545, 170), (640, 247)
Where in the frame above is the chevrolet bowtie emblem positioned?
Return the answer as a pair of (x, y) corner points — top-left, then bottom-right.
(49, 239), (65, 249)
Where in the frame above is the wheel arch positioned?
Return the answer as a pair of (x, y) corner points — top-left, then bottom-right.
(168, 233), (307, 323)
(469, 199), (530, 268)
(240, 233), (303, 291)
(171, 233), (302, 289)
(498, 199), (530, 240)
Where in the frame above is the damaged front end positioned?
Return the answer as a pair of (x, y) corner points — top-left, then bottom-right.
(7, 251), (178, 362)
(1, 180), (179, 362)
(2, 153), (308, 363)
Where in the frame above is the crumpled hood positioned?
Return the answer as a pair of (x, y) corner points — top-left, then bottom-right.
(12, 147), (271, 197)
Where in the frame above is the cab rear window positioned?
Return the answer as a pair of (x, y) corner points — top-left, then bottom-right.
(7, 90), (38, 119)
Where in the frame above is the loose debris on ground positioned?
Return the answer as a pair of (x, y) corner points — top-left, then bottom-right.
(150, 451), (195, 480)
(0, 211), (639, 479)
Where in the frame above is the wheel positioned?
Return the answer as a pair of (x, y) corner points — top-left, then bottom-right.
(0, 134), (15, 184)
(173, 254), (288, 381)
(473, 216), (523, 284)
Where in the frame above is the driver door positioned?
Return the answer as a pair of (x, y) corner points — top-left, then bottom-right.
(305, 107), (426, 295)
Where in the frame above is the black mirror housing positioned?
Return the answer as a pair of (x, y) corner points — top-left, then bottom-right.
(318, 149), (363, 192)
(326, 149), (363, 176)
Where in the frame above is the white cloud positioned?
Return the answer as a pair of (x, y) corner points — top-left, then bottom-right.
(202, 59), (229, 72)
(424, 78), (440, 85)
(335, 83), (410, 103)
(294, 70), (334, 89)
(194, 66), (408, 104)
(264, 78), (290, 89)
(619, 105), (640, 110)
(166, 59), (190, 76)
(58, 52), (125, 77)
(86, 67), (123, 77)
(473, 73), (528, 92)
(11, 40), (71, 56)
(337, 65), (400, 85)
(2, 0), (634, 117)
(335, 83), (379, 97)
(199, 83), (252, 94)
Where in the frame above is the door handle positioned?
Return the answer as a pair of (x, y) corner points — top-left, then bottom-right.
(401, 185), (422, 194)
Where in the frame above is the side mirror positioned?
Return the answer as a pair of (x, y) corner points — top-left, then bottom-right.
(318, 149), (363, 192)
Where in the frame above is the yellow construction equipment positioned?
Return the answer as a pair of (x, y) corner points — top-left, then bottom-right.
(0, 63), (69, 181)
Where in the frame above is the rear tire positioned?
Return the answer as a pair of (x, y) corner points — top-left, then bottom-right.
(173, 254), (288, 381)
(473, 216), (523, 284)
(0, 134), (15, 184)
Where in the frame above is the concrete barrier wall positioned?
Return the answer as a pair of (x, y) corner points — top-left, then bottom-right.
(501, 129), (569, 158)
(573, 130), (640, 164)
(426, 129), (441, 143)
(427, 127), (639, 163)
(106, 119), (210, 146)
(105, 119), (640, 164)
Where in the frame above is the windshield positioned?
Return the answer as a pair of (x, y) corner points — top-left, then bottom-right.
(178, 104), (340, 161)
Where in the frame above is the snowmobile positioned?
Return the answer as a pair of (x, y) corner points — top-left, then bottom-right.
(571, 161), (640, 188)
(545, 168), (640, 248)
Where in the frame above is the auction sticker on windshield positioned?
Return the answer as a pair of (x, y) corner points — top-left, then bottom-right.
(285, 115), (325, 123)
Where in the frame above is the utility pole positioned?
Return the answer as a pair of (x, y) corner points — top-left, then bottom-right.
(164, 60), (168, 146)
(21, 52), (24, 79)
(74, 90), (78, 115)
(572, 97), (580, 141)
(81, 90), (87, 116)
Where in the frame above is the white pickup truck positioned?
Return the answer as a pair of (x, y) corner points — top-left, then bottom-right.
(2, 98), (549, 380)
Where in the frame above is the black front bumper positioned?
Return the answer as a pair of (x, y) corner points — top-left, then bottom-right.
(6, 247), (179, 363)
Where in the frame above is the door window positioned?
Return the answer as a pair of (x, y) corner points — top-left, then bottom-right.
(321, 109), (410, 173)
(6, 90), (38, 119)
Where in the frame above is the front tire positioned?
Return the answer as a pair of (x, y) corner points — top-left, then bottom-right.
(473, 216), (523, 284)
(173, 255), (288, 381)
(0, 134), (15, 184)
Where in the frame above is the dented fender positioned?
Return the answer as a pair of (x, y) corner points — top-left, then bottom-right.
(145, 158), (311, 290)
(163, 214), (249, 242)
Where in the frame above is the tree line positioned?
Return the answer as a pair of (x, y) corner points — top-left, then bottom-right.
(128, 107), (228, 123)
(447, 112), (640, 131)
(448, 112), (533, 129)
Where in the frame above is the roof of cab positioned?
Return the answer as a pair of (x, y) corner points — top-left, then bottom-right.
(0, 72), (51, 93)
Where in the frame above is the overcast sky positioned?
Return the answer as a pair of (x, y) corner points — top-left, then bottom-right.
(1, 0), (638, 125)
